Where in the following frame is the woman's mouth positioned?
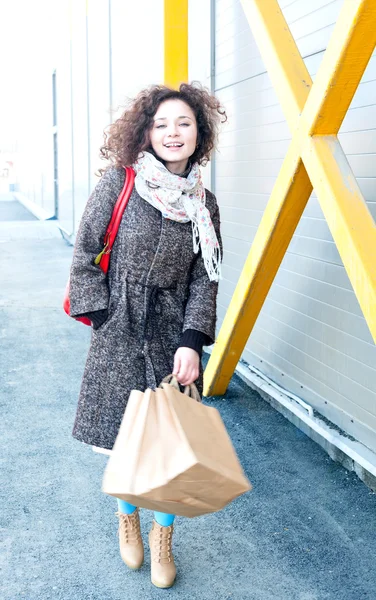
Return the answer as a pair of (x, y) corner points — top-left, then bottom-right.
(164, 143), (184, 151)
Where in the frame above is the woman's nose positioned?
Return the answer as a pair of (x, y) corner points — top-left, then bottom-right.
(167, 125), (180, 137)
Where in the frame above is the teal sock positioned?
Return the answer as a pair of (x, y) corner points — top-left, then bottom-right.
(154, 511), (175, 527)
(117, 499), (137, 514)
(116, 501), (174, 526)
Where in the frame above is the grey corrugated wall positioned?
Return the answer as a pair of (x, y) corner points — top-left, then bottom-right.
(213, 0), (376, 452)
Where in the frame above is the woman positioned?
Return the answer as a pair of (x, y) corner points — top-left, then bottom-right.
(68, 82), (226, 588)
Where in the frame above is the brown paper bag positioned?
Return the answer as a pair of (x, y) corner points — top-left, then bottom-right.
(102, 375), (252, 517)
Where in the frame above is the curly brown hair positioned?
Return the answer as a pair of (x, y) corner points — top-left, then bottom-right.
(99, 82), (227, 173)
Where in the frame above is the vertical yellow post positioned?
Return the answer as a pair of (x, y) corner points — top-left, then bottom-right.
(164, 0), (188, 88)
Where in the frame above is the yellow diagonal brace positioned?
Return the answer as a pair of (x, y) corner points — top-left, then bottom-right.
(303, 0), (376, 134)
(204, 0), (376, 396)
(239, 0), (312, 130)
(164, 0), (188, 89)
(302, 135), (376, 335)
(205, 144), (313, 394)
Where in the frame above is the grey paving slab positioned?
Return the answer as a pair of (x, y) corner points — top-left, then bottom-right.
(1, 222), (376, 600)
(0, 221), (62, 242)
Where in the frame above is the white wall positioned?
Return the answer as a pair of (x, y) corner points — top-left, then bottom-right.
(110, 1), (164, 121)
(11, 0), (219, 224)
(213, 0), (376, 453)
(4, 0), (61, 217)
(189, 0), (214, 190)
(11, 0), (165, 234)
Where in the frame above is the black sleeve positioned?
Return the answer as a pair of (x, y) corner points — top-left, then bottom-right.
(178, 329), (211, 356)
(74, 309), (109, 330)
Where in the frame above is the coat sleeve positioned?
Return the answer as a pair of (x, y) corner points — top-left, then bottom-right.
(68, 167), (123, 317)
(182, 193), (223, 346)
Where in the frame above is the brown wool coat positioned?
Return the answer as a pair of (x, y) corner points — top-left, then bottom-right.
(69, 166), (222, 450)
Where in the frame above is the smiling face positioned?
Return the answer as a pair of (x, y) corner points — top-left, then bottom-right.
(149, 99), (198, 174)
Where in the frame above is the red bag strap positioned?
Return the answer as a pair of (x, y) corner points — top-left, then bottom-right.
(103, 166), (135, 249)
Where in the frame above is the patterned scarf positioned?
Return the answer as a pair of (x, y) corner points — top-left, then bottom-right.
(133, 151), (221, 282)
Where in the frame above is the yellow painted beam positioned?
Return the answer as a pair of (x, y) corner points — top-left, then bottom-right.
(240, 0), (312, 130)
(302, 135), (376, 336)
(164, 0), (188, 89)
(204, 144), (313, 396)
(204, 0), (376, 396)
(302, 0), (376, 134)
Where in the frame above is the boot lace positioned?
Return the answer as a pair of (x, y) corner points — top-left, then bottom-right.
(152, 524), (173, 564)
(116, 510), (141, 546)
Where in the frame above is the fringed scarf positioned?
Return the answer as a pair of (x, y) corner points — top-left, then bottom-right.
(133, 152), (221, 282)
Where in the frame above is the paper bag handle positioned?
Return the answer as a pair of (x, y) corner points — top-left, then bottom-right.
(160, 374), (202, 403)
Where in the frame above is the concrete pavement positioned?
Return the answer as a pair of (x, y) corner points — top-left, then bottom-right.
(1, 209), (376, 600)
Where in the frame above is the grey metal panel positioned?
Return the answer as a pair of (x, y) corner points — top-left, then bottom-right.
(278, 0), (298, 7)
(287, 1), (341, 39)
(347, 79), (376, 110)
(241, 345), (376, 454)
(287, 235), (342, 266)
(221, 219), (257, 243)
(220, 121), (291, 146)
(245, 329), (376, 428)
(226, 103), (285, 128)
(217, 191), (277, 211)
(341, 105), (376, 132)
(293, 217), (341, 243)
(216, 139), (290, 160)
(266, 283), (375, 345)
(357, 178), (376, 202)
(261, 296), (376, 370)
(347, 155), (376, 179)
(339, 130), (376, 155)
(216, 192), (329, 221)
(217, 173), (279, 194)
(221, 233), (252, 256)
(280, 253), (353, 291)
(218, 159), (284, 178)
(215, 0), (343, 90)
(218, 273), (375, 347)
(358, 53), (376, 83)
(272, 269), (365, 317)
(220, 205), (264, 228)
(220, 244), (367, 318)
(216, 28), (258, 63)
(282, 0), (341, 23)
(253, 313), (376, 398)
(214, 0), (376, 452)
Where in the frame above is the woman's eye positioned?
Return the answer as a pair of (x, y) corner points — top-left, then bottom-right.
(180, 123), (190, 127)
(156, 124), (166, 129)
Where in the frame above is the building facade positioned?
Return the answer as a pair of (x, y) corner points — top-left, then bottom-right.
(213, 0), (376, 454)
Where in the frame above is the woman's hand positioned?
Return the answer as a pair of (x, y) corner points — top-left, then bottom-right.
(173, 347), (200, 386)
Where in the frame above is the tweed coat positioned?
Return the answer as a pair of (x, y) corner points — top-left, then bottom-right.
(69, 166), (222, 450)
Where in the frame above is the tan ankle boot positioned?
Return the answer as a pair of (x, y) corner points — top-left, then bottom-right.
(116, 509), (144, 570)
(148, 521), (176, 588)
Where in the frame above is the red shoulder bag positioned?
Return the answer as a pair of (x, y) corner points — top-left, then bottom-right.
(63, 166), (135, 325)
